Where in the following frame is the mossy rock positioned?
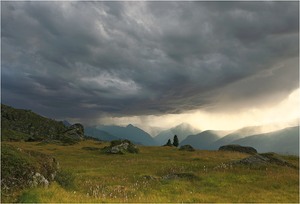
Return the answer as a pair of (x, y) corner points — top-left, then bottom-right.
(103, 139), (139, 154)
(162, 172), (200, 181)
(219, 144), (257, 155)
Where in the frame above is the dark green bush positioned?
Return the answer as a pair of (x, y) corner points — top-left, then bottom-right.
(1, 129), (31, 142)
(55, 169), (76, 190)
(17, 190), (40, 203)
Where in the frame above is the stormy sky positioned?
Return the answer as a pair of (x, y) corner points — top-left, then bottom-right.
(1, 1), (299, 131)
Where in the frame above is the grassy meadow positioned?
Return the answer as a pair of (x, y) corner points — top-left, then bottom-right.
(2, 140), (299, 203)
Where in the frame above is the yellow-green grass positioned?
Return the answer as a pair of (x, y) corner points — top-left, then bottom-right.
(2, 140), (299, 203)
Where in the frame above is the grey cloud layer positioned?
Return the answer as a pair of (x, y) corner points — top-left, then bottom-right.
(1, 1), (299, 122)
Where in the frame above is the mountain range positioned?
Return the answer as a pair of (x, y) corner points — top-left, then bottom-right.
(180, 125), (299, 155)
(232, 126), (299, 155)
(209, 126), (266, 150)
(85, 123), (201, 146)
(51, 120), (300, 155)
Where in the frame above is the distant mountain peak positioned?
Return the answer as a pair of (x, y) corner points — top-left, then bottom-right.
(154, 123), (201, 145)
(126, 124), (135, 128)
(175, 122), (193, 128)
(96, 124), (157, 146)
(171, 123), (200, 133)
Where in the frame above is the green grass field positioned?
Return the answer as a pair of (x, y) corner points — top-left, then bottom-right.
(2, 140), (299, 203)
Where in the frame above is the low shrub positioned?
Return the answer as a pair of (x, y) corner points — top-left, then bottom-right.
(55, 169), (76, 190)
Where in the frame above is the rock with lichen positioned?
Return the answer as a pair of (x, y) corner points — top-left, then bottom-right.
(103, 139), (139, 154)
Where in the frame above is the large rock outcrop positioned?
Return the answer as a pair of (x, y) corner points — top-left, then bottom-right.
(57, 123), (85, 145)
(103, 139), (139, 154)
(219, 144), (257, 154)
(63, 123), (84, 140)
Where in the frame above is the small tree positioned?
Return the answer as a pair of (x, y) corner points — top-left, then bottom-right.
(164, 139), (172, 146)
(173, 135), (179, 147)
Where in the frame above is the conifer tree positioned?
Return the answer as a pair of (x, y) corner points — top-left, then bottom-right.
(166, 139), (172, 146)
(173, 135), (179, 147)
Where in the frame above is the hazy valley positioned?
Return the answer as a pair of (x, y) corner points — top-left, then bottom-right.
(84, 117), (299, 156)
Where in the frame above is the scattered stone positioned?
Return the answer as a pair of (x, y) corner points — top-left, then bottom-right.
(30, 172), (49, 188)
(179, 145), (195, 151)
(50, 173), (56, 180)
(162, 173), (199, 181)
(219, 144), (257, 155)
(141, 175), (160, 180)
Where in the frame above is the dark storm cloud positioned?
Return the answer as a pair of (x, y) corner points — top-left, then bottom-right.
(1, 1), (299, 123)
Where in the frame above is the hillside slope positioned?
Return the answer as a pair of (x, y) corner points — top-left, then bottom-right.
(1, 104), (67, 141)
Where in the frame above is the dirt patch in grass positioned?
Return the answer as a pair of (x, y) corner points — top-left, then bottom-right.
(161, 172), (200, 181)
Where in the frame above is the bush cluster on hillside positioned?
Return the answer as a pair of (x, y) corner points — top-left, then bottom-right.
(1, 144), (59, 196)
(1, 104), (67, 141)
(55, 170), (76, 190)
(1, 104), (85, 145)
